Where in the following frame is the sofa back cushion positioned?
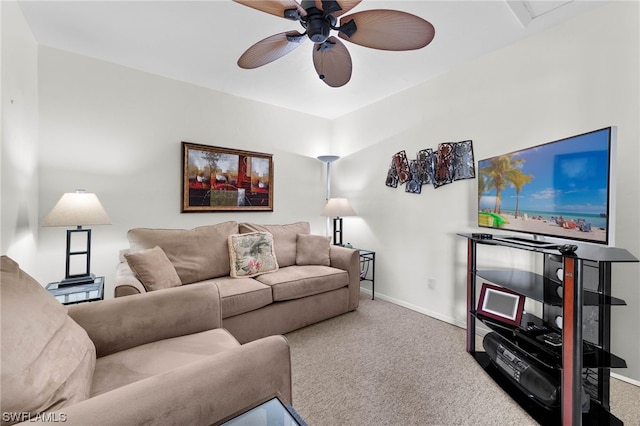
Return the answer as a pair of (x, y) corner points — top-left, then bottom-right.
(0, 256), (96, 420)
(124, 246), (182, 291)
(296, 234), (331, 266)
(128, 221), (238, 284)
(239, 221), (310, 267)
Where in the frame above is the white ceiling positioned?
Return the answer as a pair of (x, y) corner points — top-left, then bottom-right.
(17, 0), (606, 119)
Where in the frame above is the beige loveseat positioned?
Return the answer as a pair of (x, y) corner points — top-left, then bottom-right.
(0, 256), (292, 426)
(115, 221), (360, 343)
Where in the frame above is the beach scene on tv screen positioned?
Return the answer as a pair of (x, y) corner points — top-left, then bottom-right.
(478, 129), (611, 243)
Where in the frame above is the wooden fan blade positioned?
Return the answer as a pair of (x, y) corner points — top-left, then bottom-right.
(312, 36), (352, 87)
(313, 0), (361, 17)
(233, 0), (306, 20)
(338, 10), (435, 51)
(238, 31), (306, 69)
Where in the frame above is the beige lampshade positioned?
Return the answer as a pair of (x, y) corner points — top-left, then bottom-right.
(321, 198), (357, 217)
(42, 190), (111, 227)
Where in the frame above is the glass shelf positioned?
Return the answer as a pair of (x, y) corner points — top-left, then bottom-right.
(476, 270), (626, 306)
(458, 233), (639, 263)
(473, 312), (627, 370)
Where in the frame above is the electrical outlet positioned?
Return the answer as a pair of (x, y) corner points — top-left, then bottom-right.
(427, 278), (436, 289)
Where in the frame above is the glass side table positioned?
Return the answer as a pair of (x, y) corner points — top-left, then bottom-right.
(222, 396), (307, 426)
(358, 249), (375, 300)
(46, 276), (104, 305)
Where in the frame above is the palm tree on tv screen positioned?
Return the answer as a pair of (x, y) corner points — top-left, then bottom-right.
(479, 154), (524, 214)
(508, 169), (534, 218)
(478, 174), (490, 206)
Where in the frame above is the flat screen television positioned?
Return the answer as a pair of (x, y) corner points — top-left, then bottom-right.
(477, 127), (616, 246)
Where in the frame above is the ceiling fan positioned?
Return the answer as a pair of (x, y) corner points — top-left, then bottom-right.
(234, 0), (435, 87)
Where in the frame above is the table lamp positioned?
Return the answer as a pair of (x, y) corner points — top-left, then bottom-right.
(42, 189), (111, 286)
(321, 197), (356, 246)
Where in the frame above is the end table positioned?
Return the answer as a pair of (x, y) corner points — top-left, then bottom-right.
(46, 276), (104, 305)
(358, 249), (375, 300)
(222, 396), (307, 426)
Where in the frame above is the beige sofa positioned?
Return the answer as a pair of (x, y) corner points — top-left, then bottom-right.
(115, 221), (360, 343)
(0, 256), (292, 426)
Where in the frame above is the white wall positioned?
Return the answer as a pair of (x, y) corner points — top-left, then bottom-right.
(332, 2), (640, 383)
(1, 1), (39, 272)
(36, 47), (334, 295)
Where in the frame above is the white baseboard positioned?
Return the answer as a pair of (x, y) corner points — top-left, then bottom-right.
(611, 372), (640, 387)
(360, 289), (640, 389)
(360, 289), (466, 329)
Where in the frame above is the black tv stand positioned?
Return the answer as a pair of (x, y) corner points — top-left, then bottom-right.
(458, 233), (638, 425)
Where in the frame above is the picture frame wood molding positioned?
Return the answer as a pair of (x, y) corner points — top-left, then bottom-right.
(182, 142), (273, 212)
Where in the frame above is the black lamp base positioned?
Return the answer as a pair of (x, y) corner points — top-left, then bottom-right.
(333, 217), (343, 246)
(61, 227), (94, 286)
(58, 273), (96, 287)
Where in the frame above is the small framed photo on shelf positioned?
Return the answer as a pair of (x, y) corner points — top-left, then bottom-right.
(477, 283), (525, 326)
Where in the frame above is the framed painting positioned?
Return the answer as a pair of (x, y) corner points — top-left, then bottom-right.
(182, 142), (273, 212)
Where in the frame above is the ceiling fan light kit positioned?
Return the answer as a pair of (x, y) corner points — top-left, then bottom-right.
(234, 0), (435, 87)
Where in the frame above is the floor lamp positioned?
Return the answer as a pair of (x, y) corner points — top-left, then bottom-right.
(42, 189), (111, 286)
(321, 197), (357, 246)
(317, 155), (340, 237)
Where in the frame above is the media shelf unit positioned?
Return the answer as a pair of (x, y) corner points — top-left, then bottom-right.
(458, 234), (638, 425)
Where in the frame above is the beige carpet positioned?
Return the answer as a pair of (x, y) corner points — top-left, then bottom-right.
(286, 294), (640, 425)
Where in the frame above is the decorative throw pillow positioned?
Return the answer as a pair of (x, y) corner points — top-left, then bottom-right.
(124, 246), (182, 292)
(296, 234), (331, 266)
(228, 232), (279, 278)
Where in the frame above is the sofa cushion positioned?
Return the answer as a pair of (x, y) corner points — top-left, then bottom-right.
(296, 234), (331, 266)
(127, 221), (238, 284)
(124, 246), (182, 292)
(239, 222), (310, 267)
(91, 328), (239, 397)
(0, 256), (96, 417)
(228, 232), (279, 278)
(255, 265), (348, 301)
(205, 277), (273, 319)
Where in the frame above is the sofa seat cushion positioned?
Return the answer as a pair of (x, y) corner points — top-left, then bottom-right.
(207, 277), (273, 319)
(127, 221), (239, 284)
(255, 265), (348, 301)
(91, 328), (239, 397)
(0, 256), (96, 417)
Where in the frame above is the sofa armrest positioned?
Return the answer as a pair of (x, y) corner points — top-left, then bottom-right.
(329, 245), (360, 311)
(67, 283), (223, 357)
(31, 335), (292, 426)
(114, 258), (147, 297)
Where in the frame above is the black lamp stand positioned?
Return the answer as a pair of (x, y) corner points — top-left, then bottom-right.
(332, 217), (344, 246)
(60, 226), (95, 286)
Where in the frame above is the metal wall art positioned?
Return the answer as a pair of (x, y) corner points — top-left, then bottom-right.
(405, 160), (422, 194)
(386, 140), (475, 193)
